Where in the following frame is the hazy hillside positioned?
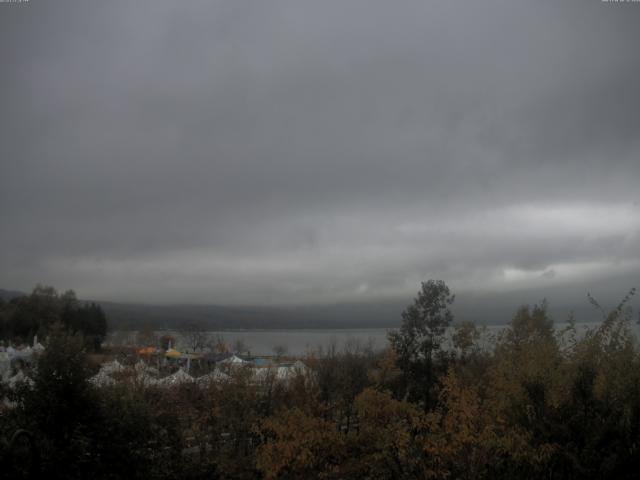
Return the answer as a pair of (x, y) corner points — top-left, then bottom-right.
(98, 300), (406, 330)
(3, 285), (628, 331)
(91, 293), (613, 331)
(0, 289), (26, 302)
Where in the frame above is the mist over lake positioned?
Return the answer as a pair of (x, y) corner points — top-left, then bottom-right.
(108, 321), (640, 356)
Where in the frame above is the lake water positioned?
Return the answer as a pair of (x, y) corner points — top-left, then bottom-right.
(109, 328), (391, 356)
(107, 321), (640, 356)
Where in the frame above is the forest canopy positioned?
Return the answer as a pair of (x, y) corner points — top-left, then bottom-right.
(0, 285), (107, 350)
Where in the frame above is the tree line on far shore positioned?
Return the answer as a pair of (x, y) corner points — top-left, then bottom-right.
(0, 285), (107, 350)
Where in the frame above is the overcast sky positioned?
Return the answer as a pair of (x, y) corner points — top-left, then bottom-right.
(1, 0), (639, 310)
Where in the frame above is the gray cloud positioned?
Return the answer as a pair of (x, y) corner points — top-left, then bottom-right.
(1, 0), (639, 308)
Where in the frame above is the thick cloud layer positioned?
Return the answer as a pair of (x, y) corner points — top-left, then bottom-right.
(1, 0), (639, 309)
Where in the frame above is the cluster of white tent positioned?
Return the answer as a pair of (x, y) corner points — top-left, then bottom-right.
(0, 337), (45, 385)
(251, 361), (310, 383)
(1, 349), (311, 394)
(89, 357), (310, 389)
(89, 359), (165, 387)
(1, 343), (45, 358)
(5, 369), (35, 389)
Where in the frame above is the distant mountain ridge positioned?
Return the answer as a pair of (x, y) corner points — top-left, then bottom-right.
(3, 283), (629, 330)
(0, 288), (26, 301)
(0, 287), (404, 329)
(98, 300), (406, 330)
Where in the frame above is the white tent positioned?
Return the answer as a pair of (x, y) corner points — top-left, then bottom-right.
(219, 355), (246, 365)
(276, 366), (292, 381)
(134, 372), (158, 387)
(251, 365), (292, 383)
(7, 370), (35, 389)
(134, 359), (159, 376)
(0, 352), (10, 381)
(100, 359), (125, 375)
(8, 346), (34, 360)
(251, 367), (274, 383)
(196, 369), (230, 387)
(89, 371), (116, 387)
(131, 360), (159, 386)
(255, 361), (309, 384)
(157, 368), (194, 387)
(292, 360), (310, 376)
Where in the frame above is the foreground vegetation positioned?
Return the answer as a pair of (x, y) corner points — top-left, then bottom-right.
(1, 282), (640, 479)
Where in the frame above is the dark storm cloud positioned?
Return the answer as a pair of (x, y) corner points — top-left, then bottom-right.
(1, 0), (639, 306)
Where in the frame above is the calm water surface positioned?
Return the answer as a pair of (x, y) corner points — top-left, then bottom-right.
(109, 321), (640, 356)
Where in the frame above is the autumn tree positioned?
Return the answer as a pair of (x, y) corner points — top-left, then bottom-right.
(3, 285), (107, 350)
(182, 321), (209, 352)
(8, 285), (61, 341)
(198, 366), (262, 478)
(452, 320), (481, 358)
(272, 344), (288, 360)
(368, 348), (403, 395)
(136, 323), (158, 347)
(210, 333), (230, 353)
(257, 408), (345, 480)
(13, 324), (97, 476)
(388, 279), (455, 408)
(347, 388), (426, 479)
